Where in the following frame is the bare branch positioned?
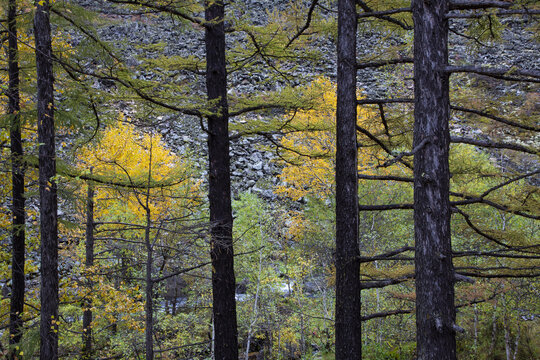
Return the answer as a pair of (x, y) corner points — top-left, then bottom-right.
(357, 8), (411, 19)
(360, 246), (414, 263)
(451, 105), (540, 132)
(286, 0), (319, 48)
(480, 169), (540, 198)
(356, 0), (412, 30)
(357, 57), (413, 69)
(378, 137), (430, 168)
(358, 203), (414, 211)
(361, 309), (413, 321)
(454, 246), (540, 259)
(457, 271), (540, 278)
(449, 1), (513, 11)
(107, 0), (205, 26)
(450, 136), (537, 155)
(454, 273), (475, 284)
(454, 207), (531, 248)
(361, 275), (413, 289)
(445, 65), (540, 83)
(447, 8), (540, 18)
(356, 124), (413, 169)
(357, 174), (413, 182)
(357, 98), (414, 105)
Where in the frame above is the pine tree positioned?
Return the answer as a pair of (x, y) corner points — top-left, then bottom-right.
(335, 0), (361, 358)
(34, 0), (59, 358)
(6, 0), (26, 357)
(412, 0), (455, 358)
(205, 1), (239, 359)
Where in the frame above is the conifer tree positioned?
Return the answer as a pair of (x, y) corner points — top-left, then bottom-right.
(354, 1), (539, 358)
(412, 0), (455, 358)
(205, 1), (239, 358)
(34, 0), (59, 358)
(6, 0), (26, 357)
(82, 179), (94, 359)
(335, 0), (361, 358)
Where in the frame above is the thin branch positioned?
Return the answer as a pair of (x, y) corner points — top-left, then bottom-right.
(361, 309), (413, 321)
(356, 7), (411, 19)
(480, 169), (540, 198)
(454, 207), (520, 248)
(449, 1), (513, 11)
(457, 271), (540, 278)
(358, 203), (414, 211)
(154, 341), (210, 354)
(456, 265), (540, 272)
(451, 105), (540, 132)
(357, 57), (413, 69)
(55, 58), (203, 116)
(453, 247), (540, 259)
(445, 65), (540, 83)
(355, 124), (413, 169)
(452, 195), (539, 220)
(378, 137), (430, 168)
(286, 0), (319, 48)
(356, 0), (412, 30)
(357, 174), (413, 182)
(450, 136), (537, 155)
(357, 98), (414, 105)
(107, 0), (205, 26)
(360, 246), (414, 263)
(378, 103), (390, 138)
(447, 9), (540, 18)
(361, 275), (414, 289)
(51, 7), (120, 62)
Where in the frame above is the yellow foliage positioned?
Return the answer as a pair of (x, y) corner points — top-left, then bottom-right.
(276, 77), (393, 200)
(77, 117), (200, 221)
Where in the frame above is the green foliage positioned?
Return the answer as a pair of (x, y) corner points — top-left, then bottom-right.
(363, 341), (416, 360)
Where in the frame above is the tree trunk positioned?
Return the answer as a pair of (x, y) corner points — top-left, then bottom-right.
(504, 313), (511, 360)
(145, 207), (154, 360)
(82, 180), (94, 359)
(335, 0), (361, 359)
(489, 306), (497, 357)
(205, 1), (238, 359)
(512, 321), (520, 360)
(7, 0), (26, 356)
(412, 0), (456, 359)
(35, 1), (59, 359)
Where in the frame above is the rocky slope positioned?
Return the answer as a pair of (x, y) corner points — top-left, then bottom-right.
(72, 0), (539, 194)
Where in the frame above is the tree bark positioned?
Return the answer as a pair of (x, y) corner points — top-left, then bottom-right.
(145, 206), (154, 360)
(205, 1), (238, 359)
(35, 1), (59, 358)
(335, 0), (361, 359)
(412, 0), (456, 359)
(82, 181), (94, 359)
(7, 0), (26, 356)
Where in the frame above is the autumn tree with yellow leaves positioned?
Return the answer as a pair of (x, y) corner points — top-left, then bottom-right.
(69, 119), (203, 359)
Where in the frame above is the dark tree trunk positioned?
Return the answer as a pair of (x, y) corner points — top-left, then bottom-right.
(7, 0), (26, 356)
(82, 181), (94, 359)
(35, 1), (59, 359)
(205, 1), (238, 359)
(145, 207), (154, 360)
(412, 0), (456, 359)
(335, 0), (361, 359)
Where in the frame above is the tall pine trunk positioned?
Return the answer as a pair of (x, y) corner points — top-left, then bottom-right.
(145, 206), (154, 360)
(82, 181), (94, 359)
(335, 0), (361, 358)
(35, 1), (59, 358)
(7, 0), (26, 356)
(412, 0), (456, 359)
(205, 1), (238, 359)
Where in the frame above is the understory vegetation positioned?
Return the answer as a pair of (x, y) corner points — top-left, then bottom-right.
(0, 0), (538, 359)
